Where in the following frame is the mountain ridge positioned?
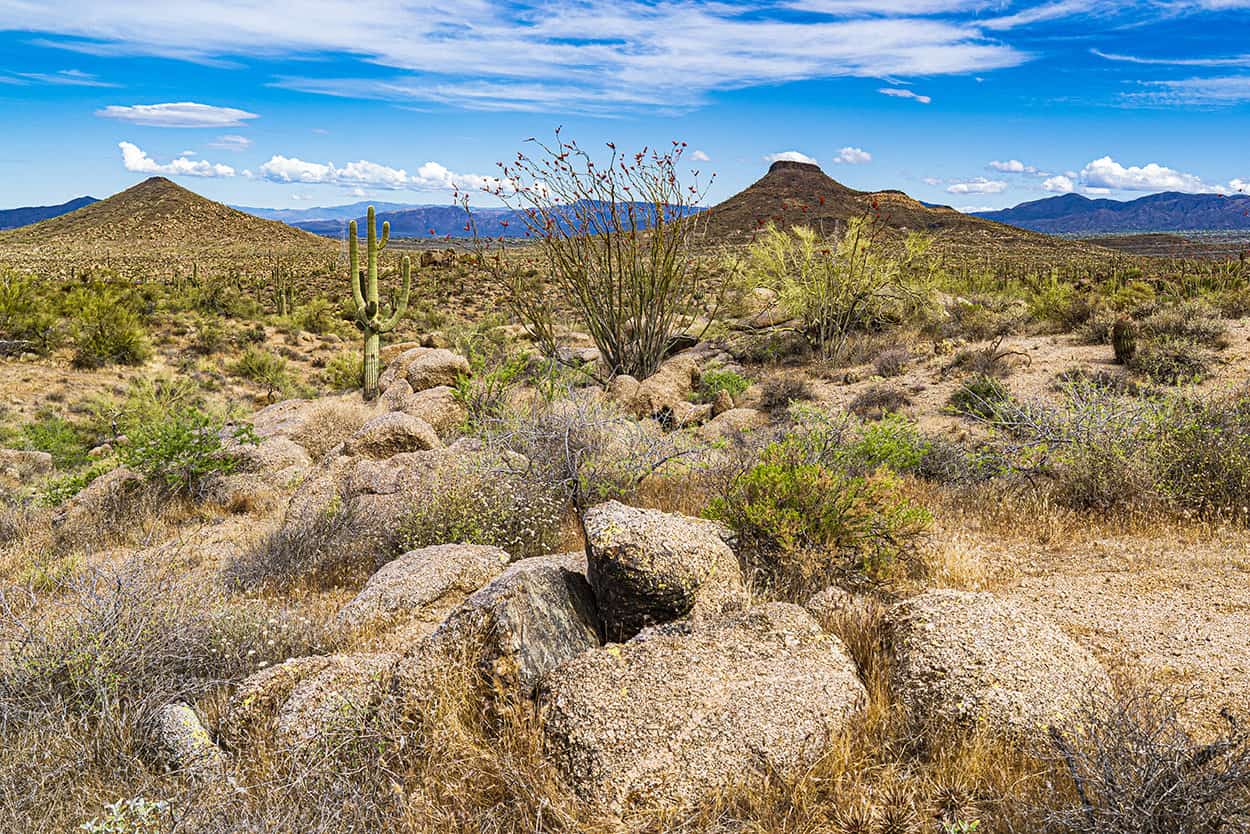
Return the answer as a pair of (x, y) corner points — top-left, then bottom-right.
(0, 196), (99, 231)
(975, 191), (1250, 234)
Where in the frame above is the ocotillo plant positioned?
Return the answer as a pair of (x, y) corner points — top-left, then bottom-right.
(349, 206), (411, 400)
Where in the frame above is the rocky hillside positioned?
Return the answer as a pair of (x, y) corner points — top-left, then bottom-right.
(976, 191), (1250, 234)
(0, 177), (332, 256)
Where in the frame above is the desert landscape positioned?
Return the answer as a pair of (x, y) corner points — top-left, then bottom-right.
(4, 4), (1250, 833)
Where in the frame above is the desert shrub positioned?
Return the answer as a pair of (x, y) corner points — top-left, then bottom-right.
(189, 316), (227, 355)
(117, 407), (256, 495)
(398, 459), (565, 559)
(322, 351), (364, 392)
(80, 797), (171, 834)
(945, 295), (1029, 341)
(454, 351), (527, 431)
(12, 412), (90, 469)
(694, 367), (753, 403)
(758, 374), (815, 412)
(69, 287), (151, 368)
(483, 393), (702, 513)
(39, 461), (115, 506)
(848, 383), (912, 419)
(231, 346), (293, 397)
(1052, 366), (1145, 398)
(945, 335), (1029, 379)
(947, 374), (1011, 419)
(289, 400), (371, 460)
(707, 407), (931, 593)
(479, 132), (720, 379)
(227, 503), (377, 590)
(1029, 277), (1091, 331)
(750, 219), (935, 360)
(1140, 300), (1228, 348)
(291, 296), (343, 335)
(0, 270), (59, 353)
(1127, 336), (1211, 384)
(1035, 688), (1250, 834)
(873, 347), (911, 377)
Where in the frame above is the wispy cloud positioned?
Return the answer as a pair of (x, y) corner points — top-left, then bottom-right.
(1124, 75), (1250, 106)
(946, 177), (1008, 194)
(97, 102), (259, 128)
(1091, 48), (1250, 67)
(207, 134), (253, 151)
(4, 1), (1024, 113)
(119, 141), (235, 177)
(6, 68), (117, 86)
(878, 87), (932, 104)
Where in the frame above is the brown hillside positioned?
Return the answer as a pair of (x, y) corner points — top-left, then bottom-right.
(702, 160), (1112, 260)
(0, 176), (332, 257)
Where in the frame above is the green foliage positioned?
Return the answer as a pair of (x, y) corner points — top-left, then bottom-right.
(1127, 336), (1211, 384)
(40, 462), (115, 506)
(322, 351), (364, 392)
(707, 408), (931, 590)
(453, 352), (527, 430)
(80, 797), (170, 834)
(230, 346), (292, 397)
(694, 367), (753, 403)
(291, 296), (346, 336)
(69, 286), (151, 369)
(748, 219), (935, 360)
(13, 412), (90, 469)
(117, 407), (257, 493)
(0, 270), (58, 353)
(1028, 276), (1089, 331)
(947, 374), (1011, 419)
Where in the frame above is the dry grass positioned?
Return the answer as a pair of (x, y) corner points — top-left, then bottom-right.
(288, 399), (373, 461)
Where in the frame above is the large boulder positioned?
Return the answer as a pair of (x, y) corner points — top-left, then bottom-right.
(379, 382), (467, 438)
(611, 356), (713, 427)
(219, 653), (398, 751)
(583, 501), (746, 642)
(343, 412), (440, 459)
(403, 552), (600, 695)
(541, 603), (867, 809)
(150, 702), (225, 780)
(696, 407), (768, 442)
(202, 434), (314, 512)
(334, 544), (511, 649)
(379, 347), (470, 394)
(888, 590), (1112, 745)
(51, 465), (144, 532)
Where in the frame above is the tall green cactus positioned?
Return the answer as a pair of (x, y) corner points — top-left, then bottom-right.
(349, 206), (411, 400)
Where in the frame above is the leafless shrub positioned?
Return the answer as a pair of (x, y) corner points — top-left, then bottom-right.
(848, 383), (912, 419)
(225, 504), (381, 591)
(289, 399), (372, 461)
(1035, 687), (1250, 834)
(758, 374), (815, 412)
(873, 347), (911, 378)
(944, 334), (1030, 379)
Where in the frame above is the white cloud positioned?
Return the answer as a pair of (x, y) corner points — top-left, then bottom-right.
(1079, 156), (1221, 193)
(1232, 178), (1250, 193)
(922, 176), (943, 186)
(989, 159), (1039, 174)
(1126, 76), (1250, 107)
(118, 141), (235, 177)
(6, 2), (1023, 113)
(208, 134), (253, 151)
(946, 177), (1008, 194)
(765, 151), (819, 165)
(256, 154), (503, 192)
(1083, 186), (1113, 195)
(1091, 48), (1250, 68)
(13, 68), (115, 86)
(833, 146), (872, 164)
(690, 149), (710, 162)
(1042, 174), (1075, 193)
(97, 102), (259, 128)
(878, 87), (932, 104)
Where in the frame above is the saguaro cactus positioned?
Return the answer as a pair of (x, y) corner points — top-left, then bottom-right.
(349, 206), (411, 400)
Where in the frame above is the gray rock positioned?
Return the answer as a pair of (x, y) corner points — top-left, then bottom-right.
(151, 702), (225, 780)
(405, 552), (600, 695)
(541, 603), (866, 809)
(344, 412), (441, 458)
(583, 501), (747, 642)
(334, 544), (511, 649)
(380, 347), (470, 393)
(888, 589), (1112, 746)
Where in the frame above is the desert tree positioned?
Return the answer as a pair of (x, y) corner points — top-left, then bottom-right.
(469, 129), (726, 380)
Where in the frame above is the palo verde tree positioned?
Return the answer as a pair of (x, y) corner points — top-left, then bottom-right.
(472, 129), (721, 381)
(349, 206), (411, 400)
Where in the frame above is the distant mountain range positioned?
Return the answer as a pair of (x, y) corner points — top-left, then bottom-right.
(0, 196), (98, 230)
(232, 201), (426, 224)
(975, 191), (1250, 234)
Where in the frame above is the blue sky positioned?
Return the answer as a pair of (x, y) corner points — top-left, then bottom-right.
(2, 0), (1249, 212)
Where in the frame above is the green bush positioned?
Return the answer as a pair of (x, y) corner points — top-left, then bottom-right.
(0, 270), (59, 353)
(1128, 337), (1211, 384)
(230, 347), (292, 397)
(117, 407), (256, 494)
(13, 412), (90, 469)
(69, 289), (151, 368)
(947, 374), (1011, 419)
(694, 367), (753, 403)
(322, 351), (364, 392)
(291, 296), (345, 336)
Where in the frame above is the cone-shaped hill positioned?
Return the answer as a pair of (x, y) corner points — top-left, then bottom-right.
(0, 177), (332, 257)
(701, 160), (1104, 258)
